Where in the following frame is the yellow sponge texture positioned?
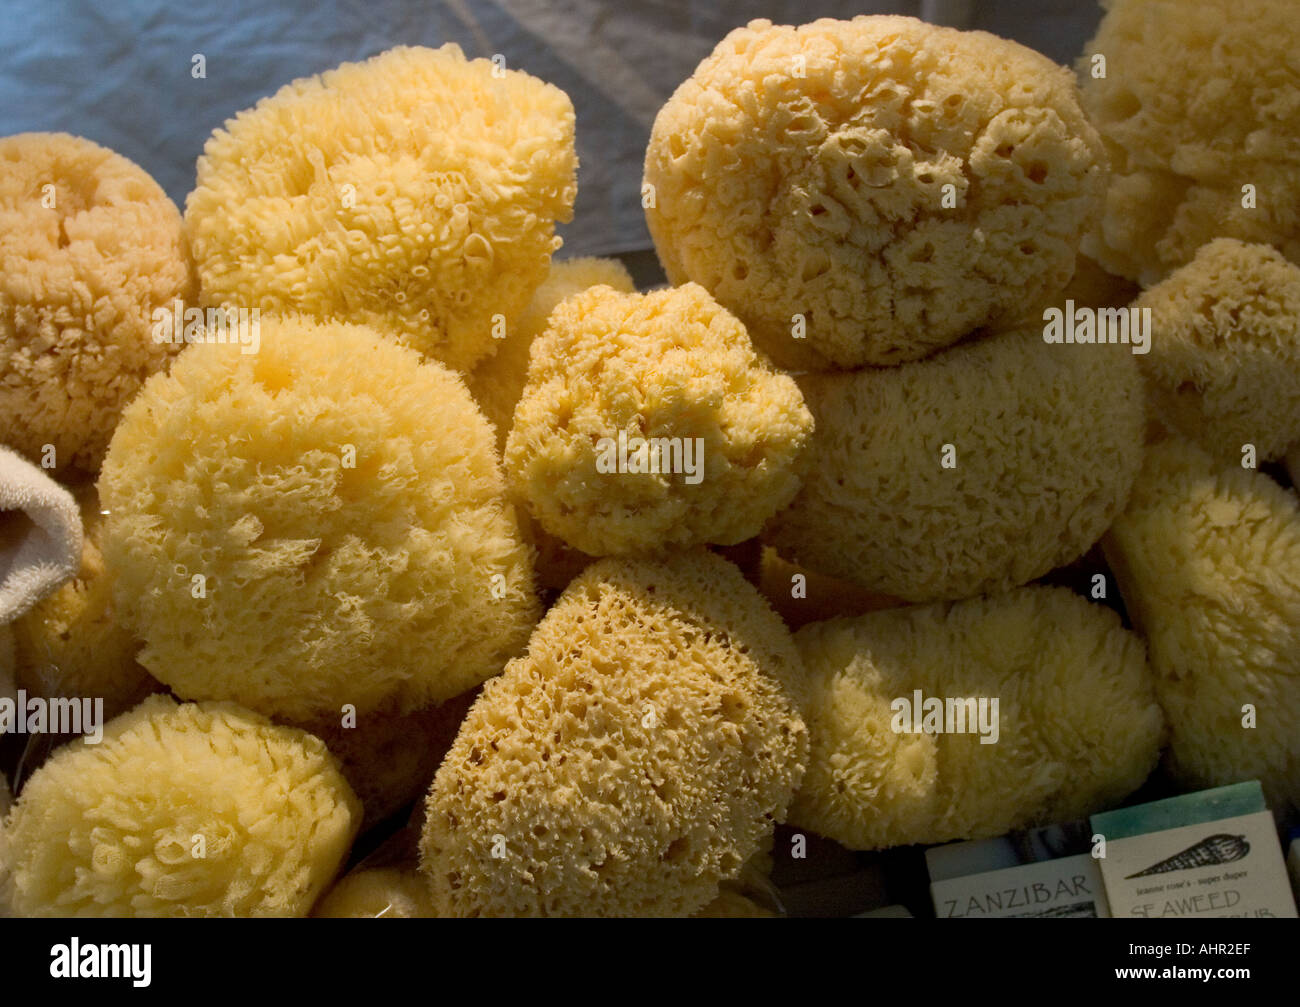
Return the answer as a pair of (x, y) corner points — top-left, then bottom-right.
(420, 551), (808, 917)
(645, 15), (1106, 369)
(0, 132), (194, 472)
(1, 695), (360, 916)
(1134, 239), (1300, 463)
(765, 325), (1145, 602)
(1103, 437), (1300, 810)
(98, 315), (540, 721)
(1079, 0), (1300, 285)
(505, 282), (813, 556)
(185, 45), (577, 373)
(790, 586), (1164, 850)
(313, 868), (435, 918)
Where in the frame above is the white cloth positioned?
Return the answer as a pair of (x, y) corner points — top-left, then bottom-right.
(0, 447), (82, 624)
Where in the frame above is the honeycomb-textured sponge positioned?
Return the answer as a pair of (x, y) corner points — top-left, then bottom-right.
(1103, 436), (1300, 810)
(313, 868), (436, 918)
(0, 132), (194, 472)
(764, 325), (1146, 602)
(1079, 0), (1300, 286)
(98, 315), (540, 721)
(505, 282), (813, 556)
(11, 483), (155, 719)
(1133, 239), (1300, 463)
(420, 550), (809, 917)
(1, 695), (360, 917)
(186, 45), (576, 373)
(790, 586), (1164, 850)
(645, 16), (1106, 370)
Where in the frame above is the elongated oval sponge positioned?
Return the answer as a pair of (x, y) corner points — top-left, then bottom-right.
(505, 282), (813, 556)
(1079, 0), (1300, 285)
(645, 16), (1106, 370)
(790, 586), (1164, 850)
(1133, 239), (1300, 463)
(1, 695), (360, 917)
(186, 44), (576, 373)
(1103, 437), (1300, 810)
(0, 132), (194, 472)
(420, 550), (809, 917)
(764, 325), (1145, 602)
(98, 315), (540, 721)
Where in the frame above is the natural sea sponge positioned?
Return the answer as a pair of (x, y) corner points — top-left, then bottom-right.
(98, 315), (540, 721)
(11, 483), (155, 718)
(1103, 437), (1300, 810)
(313, 868), (436, 918)
(764, 325), (1146, 602)
(0, 132), (194, 472)
(645, 16), (1106, 370)
(1079, 0), (1300, 285)
(186, 45), (576, 373)
(1133, 239), (1300, 463)
(506, 283), (813, 556)
(420, 551), (809, 917)
(1, 695), (360, 916)
(790, 586), (1164, 850)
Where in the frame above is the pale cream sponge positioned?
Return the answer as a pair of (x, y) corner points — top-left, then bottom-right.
(764, 325), (1145, 603)
(420, 550), (808, 917)
(1103, 437), (1300, 810)
(645, 15), (1106, 370)
(186, 44), (576, 373)
(1133, 239), (1300, 464)
(790, 586), (1164, 850)
(1, 695), (360, 916)
(1080, 0), (1300, 285)
(0, 132), (194, 472)
(97, 314), (540, 721)
(505, 282), (813, 556)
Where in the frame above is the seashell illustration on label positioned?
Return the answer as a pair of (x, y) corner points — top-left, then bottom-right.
(1124, 834), (1250, 878)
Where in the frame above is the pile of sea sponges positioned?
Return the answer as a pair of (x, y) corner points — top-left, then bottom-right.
(1, 5), (1297, 918)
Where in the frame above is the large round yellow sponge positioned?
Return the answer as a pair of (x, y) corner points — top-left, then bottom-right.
(505, 282), (813, 556)
(1, 695), (360, 916)
(765, 325), (1145, 602)
(790, 586), (1164, 850)
(420, 551), (808, 917)
(1103, 437), (1300, 810)
(0, 132), (194, 472)
(645, 16), (1106, 370)
(98, 315), (540, 721)
(186, 45), (577, 373)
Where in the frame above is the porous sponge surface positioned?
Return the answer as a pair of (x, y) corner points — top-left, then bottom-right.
(1104, 437), (1300, 810)
(420, 551), (808, 917)
(186, 44), (576, 373)
(645, 15), (1106, 370)
(1079, 0), (1300, 285)
(764, 325), (1145, 602)
(97, 315), (539, 721)
(1134, 239), (1300, 463)
(0, 132), (194, 472)
(1, 695), (360, 917)
(790, 586), (1164, 850)
(505, 282), (813, 556)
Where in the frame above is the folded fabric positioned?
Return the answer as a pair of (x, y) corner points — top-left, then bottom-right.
(0, 447), (82, 624)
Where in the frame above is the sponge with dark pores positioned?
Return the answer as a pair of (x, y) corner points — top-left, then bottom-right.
(420, 550), (808, 917)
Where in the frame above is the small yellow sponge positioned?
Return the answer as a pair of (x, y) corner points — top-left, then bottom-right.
(505, 282), (813, 556)
(0, 132), (194, 472)
(790, 586), (1164, 850)
(1, 695), (361, 917)
(765, 325), (1145, 602)
(1079, 0), (1300, 285)
(98, 314), (540, 721)
(645, 16), (1106, 369)
(313, 868), (435, 918)
(420, 551), (809, 917)
(1134, 239), (1300, 463)
(186, 45), (576, 373)
(1103, 437), (1300, 810)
